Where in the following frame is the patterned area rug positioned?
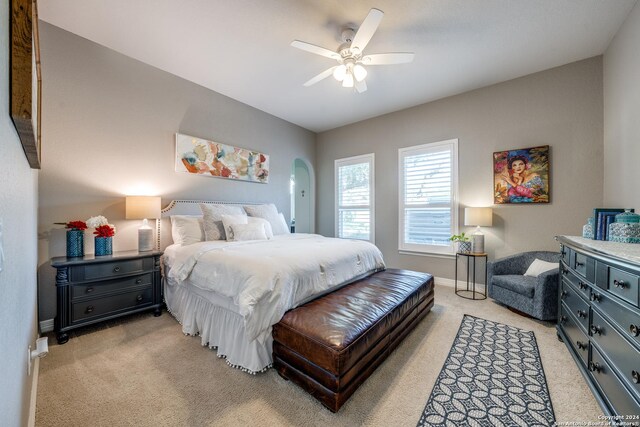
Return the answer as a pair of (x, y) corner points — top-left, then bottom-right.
(417, 315), (555, 427)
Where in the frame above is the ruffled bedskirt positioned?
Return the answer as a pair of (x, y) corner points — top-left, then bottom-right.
(164, 282), (273, 374)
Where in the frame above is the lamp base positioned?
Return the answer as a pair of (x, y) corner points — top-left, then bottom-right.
(471, 234), (485, 254)
(138, 228), (154, 252)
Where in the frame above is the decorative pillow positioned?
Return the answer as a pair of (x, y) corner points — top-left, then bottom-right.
(221, 214), (248, 241)
(228, 222), (268, 241)
(243, 204), (289, 235)
(524, 259), (558, 277)
(199, 203), (246, 240)
(277, 212), (291, 235)
(247, 217), (274, 239)
(170, 215), (204, 245)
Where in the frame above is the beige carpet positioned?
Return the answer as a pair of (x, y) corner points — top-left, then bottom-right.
(36, 284), (602, 426)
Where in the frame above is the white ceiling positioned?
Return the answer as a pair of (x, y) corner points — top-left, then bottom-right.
(39, 0), (636, 133)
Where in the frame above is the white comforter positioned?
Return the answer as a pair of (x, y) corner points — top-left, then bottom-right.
(166, 234), (385, 343)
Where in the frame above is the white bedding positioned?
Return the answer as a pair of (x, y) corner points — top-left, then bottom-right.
(164, 234), (385, 345)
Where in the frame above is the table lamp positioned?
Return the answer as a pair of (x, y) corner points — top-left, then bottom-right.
(126, 196), (161, 252)
(464, 207), (493, 253)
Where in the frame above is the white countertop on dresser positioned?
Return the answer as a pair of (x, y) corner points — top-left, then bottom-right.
(559, 235), (640, 265)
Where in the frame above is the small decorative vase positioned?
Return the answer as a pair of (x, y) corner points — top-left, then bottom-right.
(95, 237), (113, 256)
(608, 210), (640, 244)
(458, 241), (472, 253)
(66, 229), (84, 258)
(582, 217), (595, 239)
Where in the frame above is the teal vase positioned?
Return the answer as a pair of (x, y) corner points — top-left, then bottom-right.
(95, 237), (112, 256)
(66, 229), (84, 258)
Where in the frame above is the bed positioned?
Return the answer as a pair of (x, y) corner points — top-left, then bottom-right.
(160, 200), (386, 373)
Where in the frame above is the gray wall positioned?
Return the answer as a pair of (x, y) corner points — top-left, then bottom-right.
(604, 1), (640, 209)
(317, 57), (604, 280)
(0, 0), (40, 423)
(37, 23), (315, 322)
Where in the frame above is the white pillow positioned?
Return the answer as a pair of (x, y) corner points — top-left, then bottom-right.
(228, 222), (268, 241)
(170, 215), (204, 245)
(221, 214), (248, 241)
(243, 204), (289, 235)
(276, 212), (291, 235)
(200, 203), (246, 240)
(524, 259), (558, 277)
(247, 217), (274, 239)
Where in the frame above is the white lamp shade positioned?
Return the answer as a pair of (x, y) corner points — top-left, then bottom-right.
(125, 196), (161, 220)
(464, 207), (493, 227)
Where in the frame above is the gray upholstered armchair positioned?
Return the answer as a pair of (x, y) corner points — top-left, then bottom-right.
(487, 251), (561, 320)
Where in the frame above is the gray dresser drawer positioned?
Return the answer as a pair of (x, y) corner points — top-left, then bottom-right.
(562, 266), (592, 300)
(591, 310), (640, 402)
(608, 267), (640, 307)
(590, 289), (640, 348)
(590, 345), (640, 419)
(560, 279), (590, 333)
(559, 303), (589, 367)
(71, 273), (152, 300)
(561, 246), (572, 266)
(71, 287), (153, 323)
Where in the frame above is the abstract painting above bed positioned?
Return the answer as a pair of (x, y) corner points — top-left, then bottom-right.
(175, 133), (269, 183)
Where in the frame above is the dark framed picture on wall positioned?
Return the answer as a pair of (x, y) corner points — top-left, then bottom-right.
(493, 145), (550, 204)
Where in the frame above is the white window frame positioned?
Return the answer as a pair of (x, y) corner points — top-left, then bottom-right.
(335, 153), (375, 243)
(398, 139), (459, 255)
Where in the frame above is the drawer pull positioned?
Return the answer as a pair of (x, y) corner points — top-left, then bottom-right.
(561, 249), (566, 256)
(86, 305), (94, 314)
(561, 290), (568, 299)
(575, 261), (584, 267)
(86, 287), (94, 293)
(590, 293), (601, 303)
(591, 325), (603, 336)
(576, 341), (587, 350)
(588, 361), (602, 373)
(560, 316), (567, 324)
(562, 269), (569, 276)
(613, 279), (627, 289)
(631, 324), (640, 337)
(136, 294), (143, 302)
(113, 266), (121, 273)
(135, 279), (142, 284)
(632, 370), (640, 384)
(576, 310), (587, 319)
(578, 282), (588, 290)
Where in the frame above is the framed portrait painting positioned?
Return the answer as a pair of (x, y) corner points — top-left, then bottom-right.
(493, 145), (549, 204)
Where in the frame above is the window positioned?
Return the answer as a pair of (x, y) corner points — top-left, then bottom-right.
(335, 154), (374, 242)
(399, 139), (458, 255)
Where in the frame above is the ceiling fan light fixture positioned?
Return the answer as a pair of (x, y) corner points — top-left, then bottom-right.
(353, 64), (367, 82)
(342, 72), (354, 88)
(333, 65), (347, 81)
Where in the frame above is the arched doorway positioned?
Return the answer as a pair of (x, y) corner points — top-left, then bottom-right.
(290, 158), (314, 233)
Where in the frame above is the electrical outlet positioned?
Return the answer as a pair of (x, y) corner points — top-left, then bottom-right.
(27, 345), (32, 376)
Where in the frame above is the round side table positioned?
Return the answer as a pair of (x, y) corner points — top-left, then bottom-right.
(455, 252), (488, 300)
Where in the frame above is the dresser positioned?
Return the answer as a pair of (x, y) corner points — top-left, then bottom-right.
(51, 250), (163, 344)
(557, 236), (640, 419)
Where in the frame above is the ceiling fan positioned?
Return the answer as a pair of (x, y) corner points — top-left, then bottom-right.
(291, 8), (414, 93)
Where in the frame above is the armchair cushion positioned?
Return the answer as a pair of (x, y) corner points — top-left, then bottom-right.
(492, 275), (537, 298)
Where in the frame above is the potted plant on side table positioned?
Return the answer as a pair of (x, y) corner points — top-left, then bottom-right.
(449, 233), (472, 253)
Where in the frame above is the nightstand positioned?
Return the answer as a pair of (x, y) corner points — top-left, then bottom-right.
(51, 250), (163, 344)
(455, 252), (488, 300)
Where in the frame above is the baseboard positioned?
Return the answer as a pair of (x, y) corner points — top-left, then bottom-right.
(39, 319), (54, 333)
(27, 356), (40, 427)
(435, 277), (455, 288)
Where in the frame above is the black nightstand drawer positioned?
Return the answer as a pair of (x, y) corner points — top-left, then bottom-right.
(590, 345), (640, 419)
(560, 279), (590, 333)
(591, 310), (640, 402)
(72, 287), (153, 323)
(559, 303), (589, 367)
(72, 258), (148, 282)
(71, 273), (152, 300)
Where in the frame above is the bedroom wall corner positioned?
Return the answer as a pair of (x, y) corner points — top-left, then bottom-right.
(0, 0), (40, 424)
(36, 22), (316, 323)
(603, 1), (640, 208)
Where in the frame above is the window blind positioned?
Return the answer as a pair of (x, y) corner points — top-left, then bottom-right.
(335, 154), (374, 242)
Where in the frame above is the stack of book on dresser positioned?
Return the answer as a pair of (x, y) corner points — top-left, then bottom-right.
(592, 208), (634, 241)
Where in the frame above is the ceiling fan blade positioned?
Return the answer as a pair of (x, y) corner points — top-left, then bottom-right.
(303, 66), (338, 86)
(362, 53), (415, 65)
(355, 79), (367, 93)
(291, 40), (341, 60)
(351, 8), (384, 53)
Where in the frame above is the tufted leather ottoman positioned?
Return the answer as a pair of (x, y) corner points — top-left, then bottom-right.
(272, 268), (434, 412)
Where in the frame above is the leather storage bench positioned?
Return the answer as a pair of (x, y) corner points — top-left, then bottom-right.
(272, 268), (434, 412)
